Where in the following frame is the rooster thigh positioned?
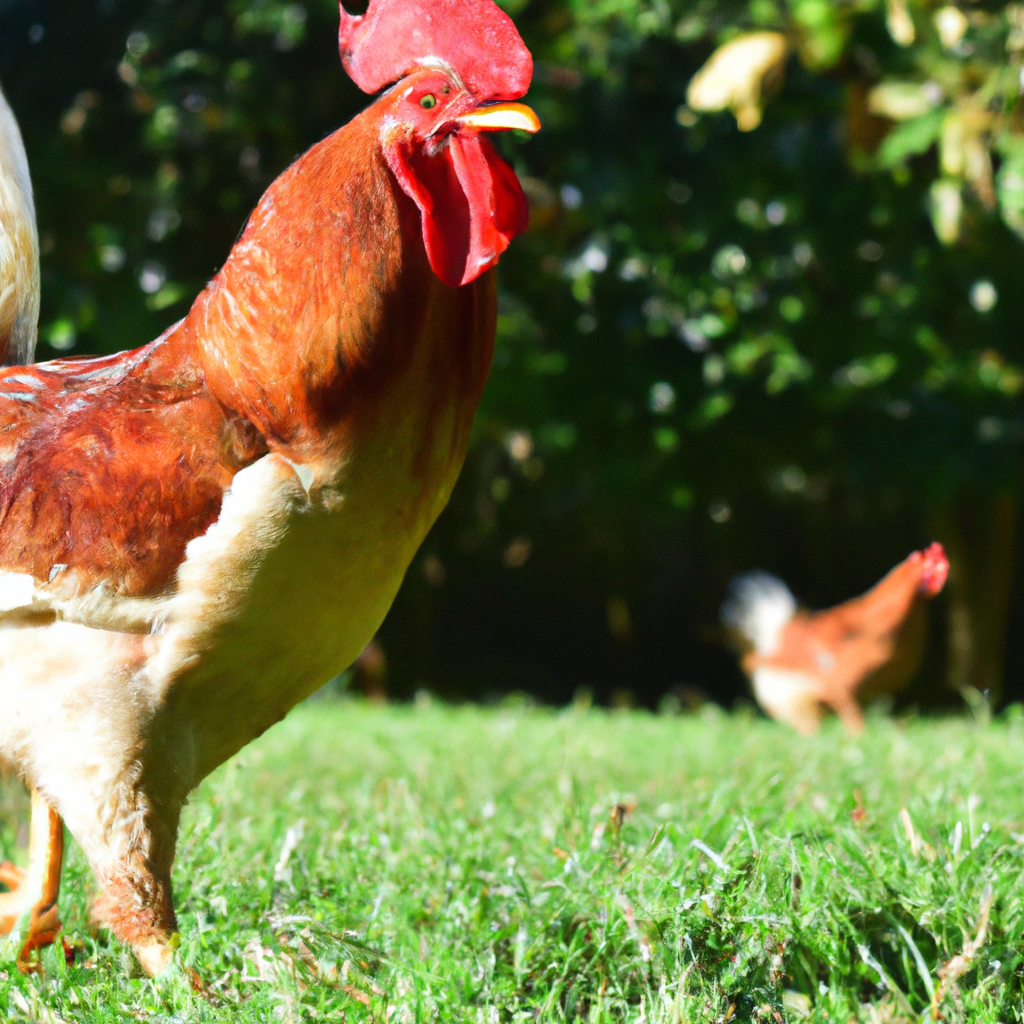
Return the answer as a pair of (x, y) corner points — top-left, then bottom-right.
(0, 621), (180, 968)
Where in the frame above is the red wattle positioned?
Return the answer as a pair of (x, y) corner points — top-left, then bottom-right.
(386, 133), (529, 288)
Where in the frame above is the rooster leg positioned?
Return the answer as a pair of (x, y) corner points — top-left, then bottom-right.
(93, 861), (179, 977)
(87, 797), (182, 979)
(0, 788), (64, 972)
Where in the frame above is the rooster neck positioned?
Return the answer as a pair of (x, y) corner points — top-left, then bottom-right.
(181, 103), (493, 467)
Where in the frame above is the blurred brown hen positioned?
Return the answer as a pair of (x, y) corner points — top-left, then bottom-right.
(722, 543), (949, 733)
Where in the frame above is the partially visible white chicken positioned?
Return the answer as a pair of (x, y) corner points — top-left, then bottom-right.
(723, 543), (949, 734)
(0, 83), (37, 364)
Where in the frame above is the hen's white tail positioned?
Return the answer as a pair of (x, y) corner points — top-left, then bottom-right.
(721, 571), (796, 656)
(0, 84), (37, 366)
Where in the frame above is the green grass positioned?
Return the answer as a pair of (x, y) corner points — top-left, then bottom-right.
(1, 700), (1024, 1021)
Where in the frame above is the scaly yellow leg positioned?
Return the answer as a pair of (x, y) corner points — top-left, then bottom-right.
(0, 789), (63, 971)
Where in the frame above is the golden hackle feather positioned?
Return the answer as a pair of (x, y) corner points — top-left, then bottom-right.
(0, 84), (38, 366)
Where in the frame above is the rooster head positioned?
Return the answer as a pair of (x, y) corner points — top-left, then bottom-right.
(339, 0), (540, 288)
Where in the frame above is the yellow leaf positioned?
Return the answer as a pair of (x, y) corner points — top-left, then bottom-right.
(687, 32), (788, 132)
(886, 0), (915, 46)
(934, 6), (968, 49)
(868, 81), (940, 121)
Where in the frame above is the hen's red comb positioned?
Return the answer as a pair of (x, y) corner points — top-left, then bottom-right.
(916, 542), (949, 597)
(338, 0), (533, 100)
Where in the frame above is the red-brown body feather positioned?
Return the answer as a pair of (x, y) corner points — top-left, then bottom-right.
(0, 345), (266, 596)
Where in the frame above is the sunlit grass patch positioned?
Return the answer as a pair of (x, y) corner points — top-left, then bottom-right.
(0, 702), (1022, 1021)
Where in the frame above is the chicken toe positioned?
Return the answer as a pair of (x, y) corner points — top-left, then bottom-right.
(0, 789), (64, 972)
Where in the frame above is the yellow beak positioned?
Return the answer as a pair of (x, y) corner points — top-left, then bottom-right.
(455, 102), (541, 134)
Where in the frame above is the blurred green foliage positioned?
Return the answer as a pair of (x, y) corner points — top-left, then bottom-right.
(2, 0), (1023, 704)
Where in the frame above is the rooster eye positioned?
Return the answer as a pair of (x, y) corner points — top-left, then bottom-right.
(420, 94), (437, 110)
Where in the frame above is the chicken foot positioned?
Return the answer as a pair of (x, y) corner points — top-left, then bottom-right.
(0, 788), (63, 971)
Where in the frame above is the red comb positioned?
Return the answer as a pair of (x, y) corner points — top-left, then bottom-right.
(338, 0), (533, 100)
(916, 542), (949, 597)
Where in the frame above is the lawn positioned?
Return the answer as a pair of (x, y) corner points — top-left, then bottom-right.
(0, 699), (1022, 1022)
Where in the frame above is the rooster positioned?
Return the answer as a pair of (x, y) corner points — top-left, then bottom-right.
(0, 0), (539, 976)
(722, 543), (948, 734)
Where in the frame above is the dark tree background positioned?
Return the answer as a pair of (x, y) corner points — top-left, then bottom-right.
(2, 0), (1023, 709)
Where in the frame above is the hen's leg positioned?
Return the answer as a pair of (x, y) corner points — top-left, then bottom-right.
(825, 690), (866, 734)
(0, 788), (63, 971)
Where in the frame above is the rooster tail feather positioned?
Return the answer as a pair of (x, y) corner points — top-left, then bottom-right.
(721, 570), (796, 656)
